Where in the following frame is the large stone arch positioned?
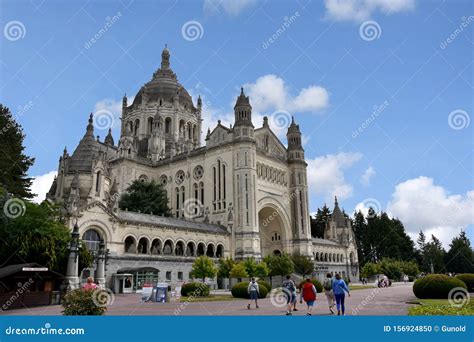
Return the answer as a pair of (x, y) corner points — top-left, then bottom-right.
(257, 197), (292, 258)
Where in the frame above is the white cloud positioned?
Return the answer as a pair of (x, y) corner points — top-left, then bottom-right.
(243, 74), (329, 114)
(31, 171), (57, 204)
(360, 166), (375, 186)
(387, 176), (474, 248)
(324, 0), (415, 23)
(307, 152), (362, 202)
(204, 0), (258, 16)
(93, 98), (122, 121)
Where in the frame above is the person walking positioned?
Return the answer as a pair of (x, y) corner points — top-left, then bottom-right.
(282, 275), (296, 316)
(323, 273), (335, 314)
(247, 278), (260, 309)
(332, 273), (350, 316)
(300, 278), (317, 316)
(403, 274), (409, 284)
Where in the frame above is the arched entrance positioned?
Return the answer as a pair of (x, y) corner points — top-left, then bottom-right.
(258, 206), (286, 257)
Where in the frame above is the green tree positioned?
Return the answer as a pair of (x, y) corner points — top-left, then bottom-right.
(310, 204), (331, 238)
(360, 262), (380, 278)
(243, 257), (258, 277)
(119, 180), (171, 216)
(0, 104), (35, 198)
(291, 253), (314, 277)
(229, 263), (248, 278)
(217, 257), (235, 278)
(445, 231), (474, 273)
(190, 256), (217, 282)
(352, 210), (366, 266)
(264, 253), (294, 276)
(423, 235), (446, 273)
(255, 261), (270, 278)
(0, 198), (92, 274)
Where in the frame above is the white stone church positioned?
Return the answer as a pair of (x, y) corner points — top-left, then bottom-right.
(47, 47), (358, 292)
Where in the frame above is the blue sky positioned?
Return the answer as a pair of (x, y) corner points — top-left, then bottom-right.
(1, 0), (472, 247)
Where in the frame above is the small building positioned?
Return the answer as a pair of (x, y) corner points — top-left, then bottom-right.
(0, 263), (64, 310)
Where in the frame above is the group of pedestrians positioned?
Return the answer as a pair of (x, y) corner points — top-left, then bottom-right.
(247, 273), (350, 316)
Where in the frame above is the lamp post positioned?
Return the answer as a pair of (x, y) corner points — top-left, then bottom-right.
(95, 238), (107, 288)
(64, 222), (81, 290)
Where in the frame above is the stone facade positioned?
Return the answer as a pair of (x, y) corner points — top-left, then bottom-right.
(47, 47), (358, 291)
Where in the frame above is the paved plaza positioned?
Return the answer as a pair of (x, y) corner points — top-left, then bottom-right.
(2, 283), (417, 316)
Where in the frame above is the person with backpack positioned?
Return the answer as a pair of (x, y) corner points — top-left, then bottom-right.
(282, 275), (296, 315)
(247, 278), (260, 309)
(332, 273), (350, 316)
(323, 273), (335, 314)
(300, 278), (317, 315)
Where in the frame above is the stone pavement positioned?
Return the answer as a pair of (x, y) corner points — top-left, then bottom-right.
(1, 283), (417, 316)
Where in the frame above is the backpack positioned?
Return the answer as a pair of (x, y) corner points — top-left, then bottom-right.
(283, 280), (295, 292)
(323, 278), (332, 291)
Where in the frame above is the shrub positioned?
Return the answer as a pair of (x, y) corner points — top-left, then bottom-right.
(257, 280), (271, 291)
(298, 279), (323, 293)
(455, 274), (474, 292)
(61, 289), (108, 316)
(180, 282), (210, 297)
(231, 282), (268, 299)
(413, 274), (467, 299)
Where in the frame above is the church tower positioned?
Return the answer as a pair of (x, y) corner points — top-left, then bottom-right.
(232, 88), (259, 260)
(287, 117), (312, 255)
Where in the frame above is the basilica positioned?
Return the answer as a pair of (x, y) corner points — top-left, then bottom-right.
(47, 47), (358, 292)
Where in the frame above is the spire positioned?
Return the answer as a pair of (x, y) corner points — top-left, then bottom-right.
(105, 128), (114, 146)
(161, 45), (170, 70)
(85, 113), (94, 138)
(334, 196), (338, 207)
(233, 87), (253, 128)
(122, 93), (127, 108)
(197, 95), (202, 109)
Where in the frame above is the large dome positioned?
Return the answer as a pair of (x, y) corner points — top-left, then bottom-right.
(130, 47), (196, 111)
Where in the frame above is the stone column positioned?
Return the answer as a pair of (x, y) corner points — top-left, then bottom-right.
(64, 223), (80, 290)
(95, 239), (106, 288)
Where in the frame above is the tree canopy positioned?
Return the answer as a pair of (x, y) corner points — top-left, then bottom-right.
(445, 231), (473, 273)
(264, 253), (294, 276)
(190, 256), (217, 282)
(0, 104), (35, 198)
(119, 179), (171, 216)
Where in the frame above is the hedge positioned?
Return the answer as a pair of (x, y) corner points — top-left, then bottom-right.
(231, 281), (268, 299)
(413, 274), (467, 299)
(455, 274), (474, 292)
(298, 279), (323, 293)
(180, 282), (210, 297)
(257, 280), (271, 291)
(62, 289), (108, 316)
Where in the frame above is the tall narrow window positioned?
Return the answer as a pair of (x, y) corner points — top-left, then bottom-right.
(212, 167), (216, 211)
(199, 182), (204, 205)
(222, 164), (226, 209)
(175, 187), (180, 217)
(95, 171), (101, 192)
(217, 160), (221, 210)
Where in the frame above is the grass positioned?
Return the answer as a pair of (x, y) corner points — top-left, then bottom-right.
(349, 285), (375, 290)
(179, 295), (243, 302)
(408, 298), (474, 316)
